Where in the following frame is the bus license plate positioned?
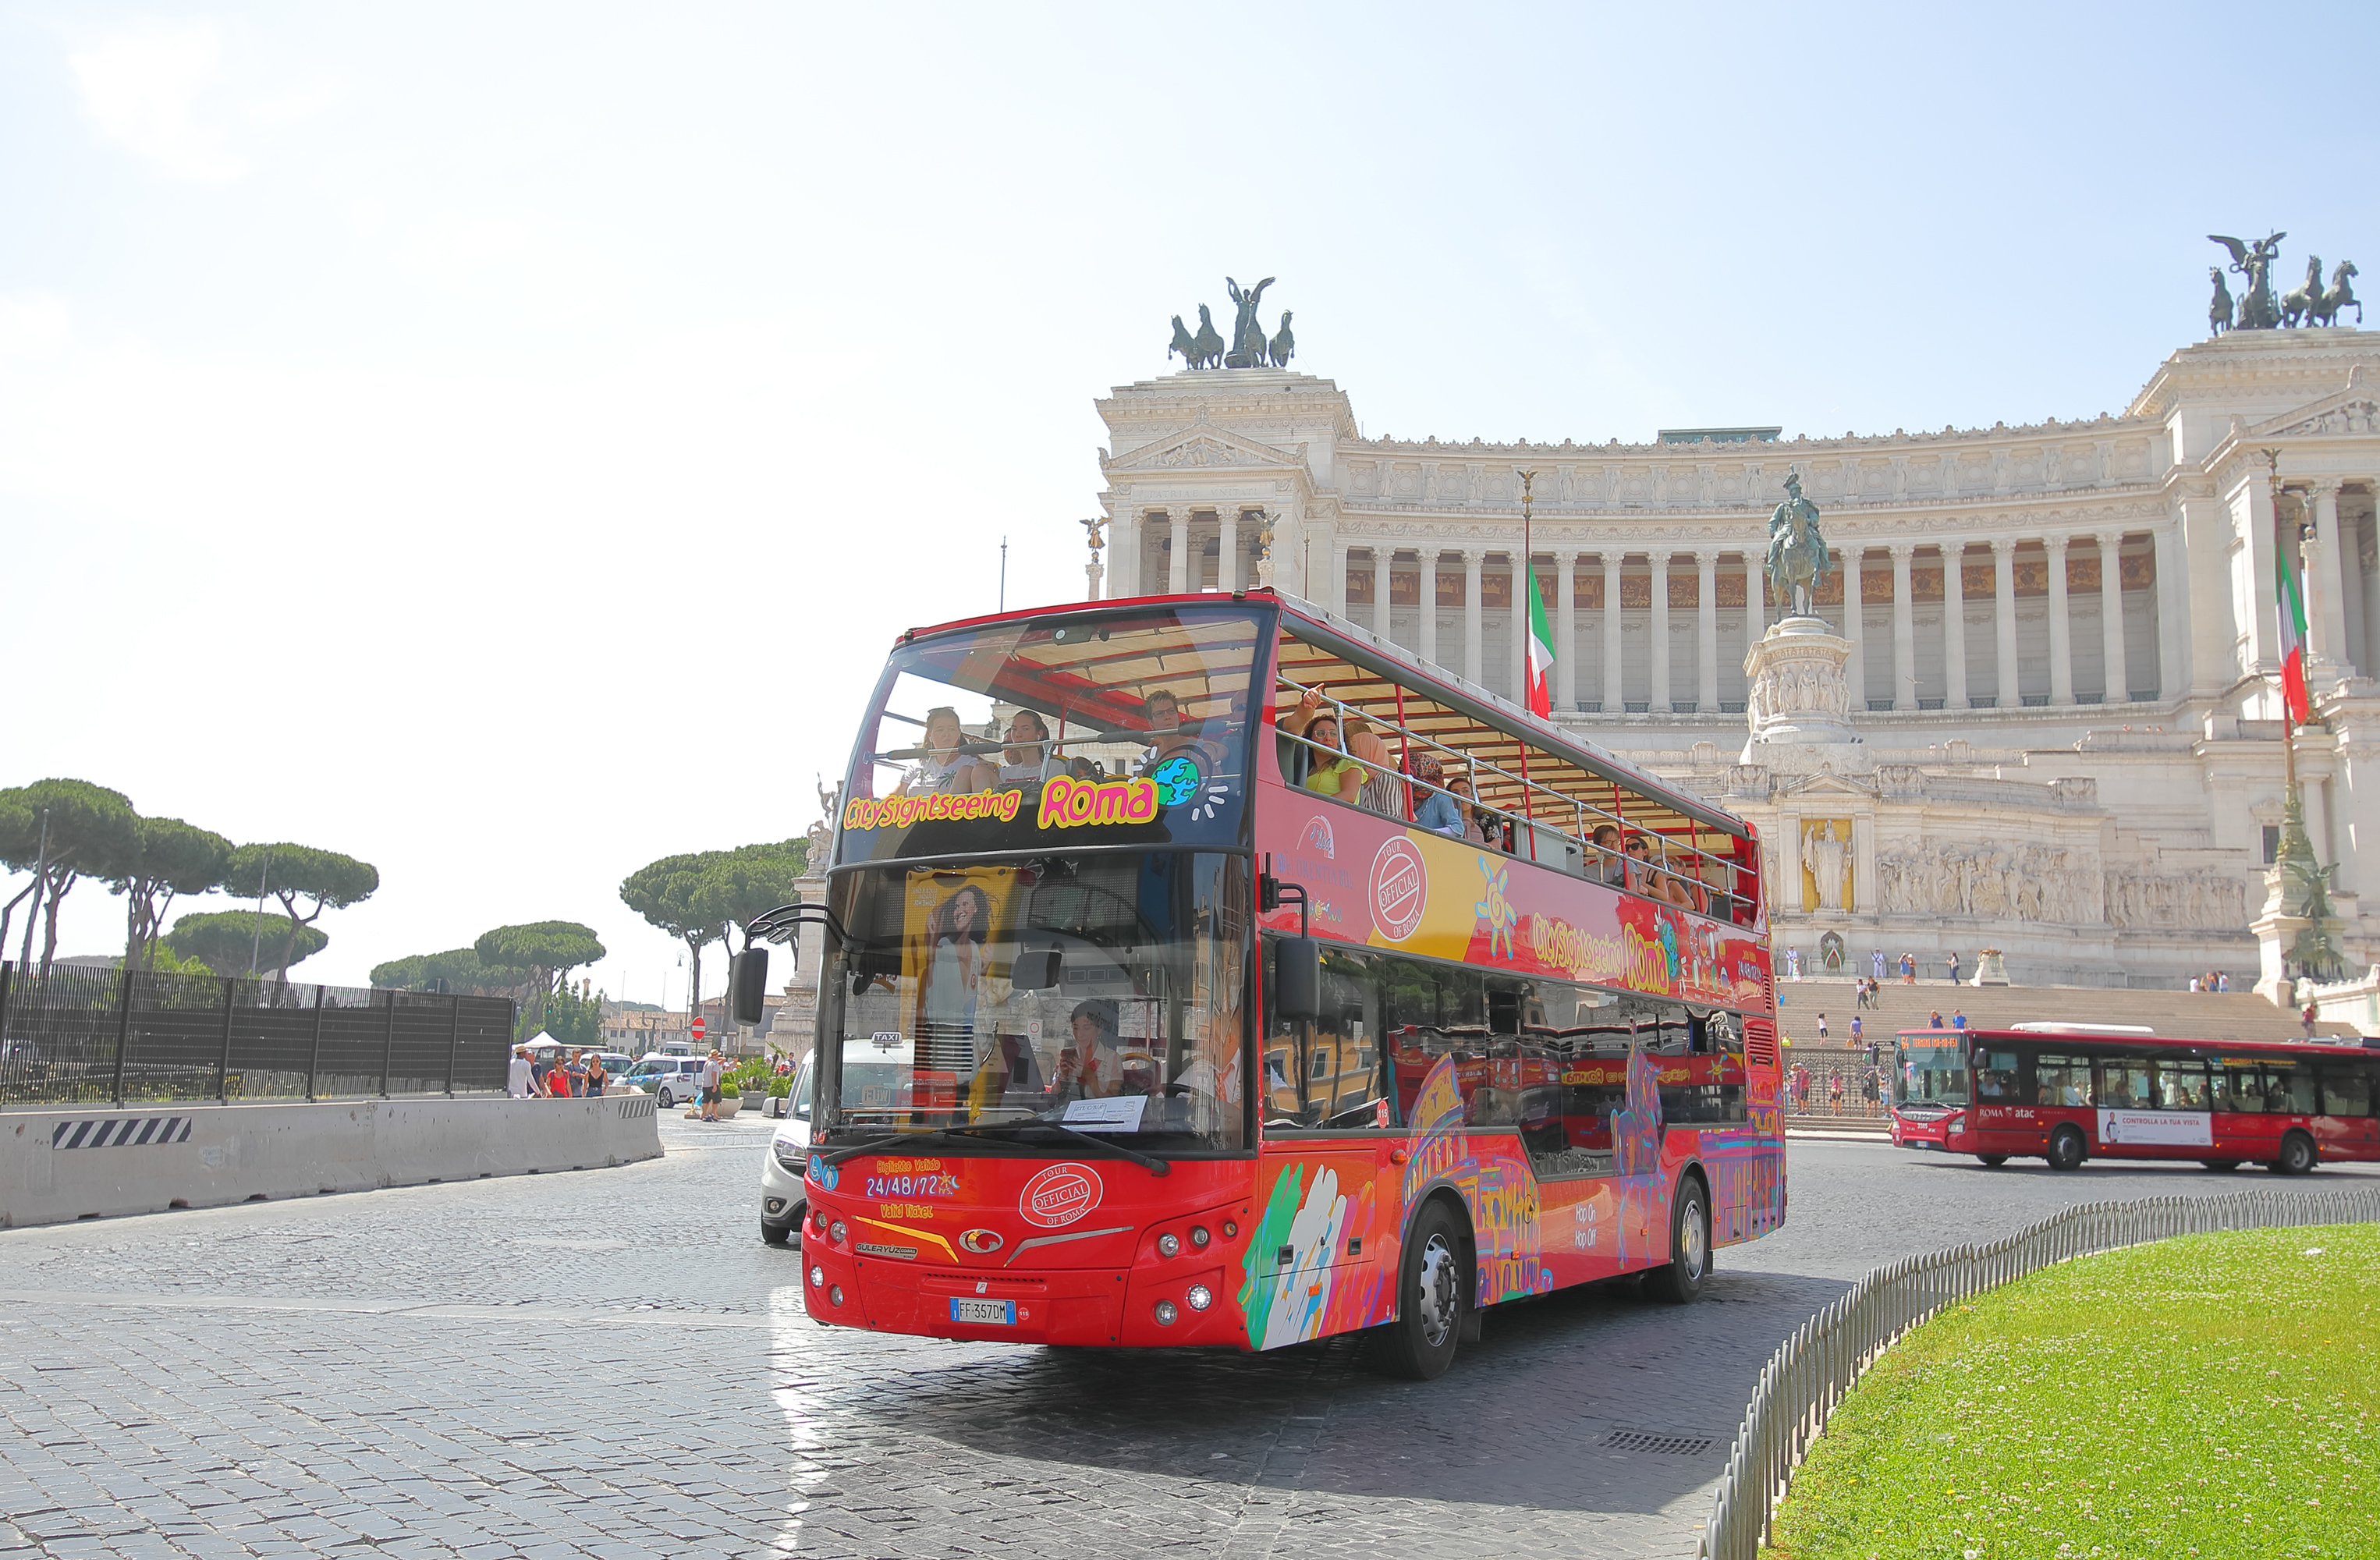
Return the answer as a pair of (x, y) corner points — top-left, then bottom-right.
(949, 1298), (1016, 1326)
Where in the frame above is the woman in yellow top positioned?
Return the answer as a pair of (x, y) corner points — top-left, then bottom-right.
(1300, 715), (1367, 798)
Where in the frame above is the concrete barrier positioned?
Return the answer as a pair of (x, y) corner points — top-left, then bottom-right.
(0, 1094), (662, 1228)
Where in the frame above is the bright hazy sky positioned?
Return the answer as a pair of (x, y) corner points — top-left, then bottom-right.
(5, 3), (2373, 1003)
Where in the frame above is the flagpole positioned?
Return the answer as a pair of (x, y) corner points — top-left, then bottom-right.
(2266, 448), (2316, 886)
(1516, 469), (1539, 842)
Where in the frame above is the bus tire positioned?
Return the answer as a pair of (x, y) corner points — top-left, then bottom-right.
(2046, 1126), (2087, 1172)
(1977, 1154), (2009, 1167)
(1644, 1174), (1710, 1304)
(2272, 1132), (2318, 1176)
(2200, 1159), (2241, 1173)
(1372, 1198), (1467, 1381)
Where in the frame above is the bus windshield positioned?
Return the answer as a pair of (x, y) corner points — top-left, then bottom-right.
(835, 604), (1267, 867)
(1895, 1034), (1970, 1110)
(815, 850), (1252, 1151)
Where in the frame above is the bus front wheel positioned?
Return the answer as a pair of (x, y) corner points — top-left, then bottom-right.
(2046, 1126), (2087, 1172)
(1644, 1175), (1710, 1304)
(1373, 1200), (1467, 1381)
(2272, 1132), (2318, 1176)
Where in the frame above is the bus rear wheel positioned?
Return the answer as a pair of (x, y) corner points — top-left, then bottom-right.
(1644, 1175), (1710, 1304)
(1977, 1154), (2009, 1167)
(2046, 1126), (2087, 1172)
(1372, 1200), (1467, 1381)
(2272, 1132), (2318, 1176)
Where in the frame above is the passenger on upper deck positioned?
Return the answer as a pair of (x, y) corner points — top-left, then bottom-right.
(895, 706), (993, 796)
(993, 710), (1062, 788)
(1136, 689), (1225, 776)
(1410, 755), (1467, 837)
(1591, 824), (1625, 885)
(1450, 775), (1505, 850)
(1297, 713), (1368, 800)
(1346, 720), (1404, 816)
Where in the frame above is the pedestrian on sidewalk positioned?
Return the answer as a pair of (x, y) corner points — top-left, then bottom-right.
(1945, 950), (1962, 984)
(700, 1048), (726, 1121)
(2218, 971), (2231, 993)
(1817, 1012), (1828, 1041)
(2304, 1003), (2319, 1039)
(507, 1047), (536, 1099)
(566, 1049), (590, 1097)
(1849, 1013), (1863, 1047)
(1872, 948), (1886, 983)
(1900, 953), (1916, 985)
(1951, 1009), (1968, 1031)
(1928, 1010), (1945, 1029)
(1828, 1071), (1843, 1115)
(584, 1051), (608, 1098)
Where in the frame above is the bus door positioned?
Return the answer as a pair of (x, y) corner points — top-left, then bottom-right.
(1969, 1043), (2034, 1151)
(2028, 1051), (2094, 1151)
(2212, 1055), (2314, 1161)
(2312, 1057), (2380, 1161)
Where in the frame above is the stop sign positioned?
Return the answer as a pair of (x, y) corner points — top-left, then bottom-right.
(691, 1018), (707, 1041)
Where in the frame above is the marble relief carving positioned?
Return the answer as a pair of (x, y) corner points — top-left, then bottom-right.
(2105, 870), (2251, 931)
(1877, 842), (2105, 926)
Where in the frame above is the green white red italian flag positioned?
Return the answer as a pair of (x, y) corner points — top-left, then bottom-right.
(1523, 565), (1555, 718)
(2277, 510), (2311, 724)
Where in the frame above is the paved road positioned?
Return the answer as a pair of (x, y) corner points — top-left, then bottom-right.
(0, 1119), (2371, 1560)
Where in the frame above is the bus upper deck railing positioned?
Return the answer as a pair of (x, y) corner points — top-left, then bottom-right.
(1273, 673), (1752, 921)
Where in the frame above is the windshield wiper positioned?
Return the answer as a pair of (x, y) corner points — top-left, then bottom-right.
(957, 1119), (1172, 1176)
(823, 1129), (991, 1165)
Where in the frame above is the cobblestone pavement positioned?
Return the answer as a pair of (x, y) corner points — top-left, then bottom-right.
(0, 1117), (2371, 1559)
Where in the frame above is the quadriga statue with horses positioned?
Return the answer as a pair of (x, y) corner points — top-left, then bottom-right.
(1765, 470), (1836, 621)
(1167, 276), (1294, 370)
(2206, 233), (2358, 333)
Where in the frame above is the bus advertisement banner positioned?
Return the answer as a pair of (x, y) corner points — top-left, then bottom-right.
(1257, 790), (1768, 1014)
(2097, 1108), (2215, 1147)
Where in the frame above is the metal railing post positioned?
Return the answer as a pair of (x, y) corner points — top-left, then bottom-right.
(0, 961), (13, 1051)
(215, 976), (236, 1100)
(305, 984), (325, 1100)
(445, 994), (462, 1096)
(380, 987), (397, 1097)
(108, 967), (134, 1105)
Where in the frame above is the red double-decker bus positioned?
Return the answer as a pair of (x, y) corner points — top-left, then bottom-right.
(790, 589), (1784, 1378)
(1891, 1023), (2380, 1173)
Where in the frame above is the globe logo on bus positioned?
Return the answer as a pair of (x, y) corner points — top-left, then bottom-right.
(1019, 1161), (1105, 1228)
(1151, 756), (1203, 806)
(1370, 838), (1428, 942)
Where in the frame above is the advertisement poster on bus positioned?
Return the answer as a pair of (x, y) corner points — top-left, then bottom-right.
(1255, 782), (1768, 1012)
(2096, 1108), (2214, 1147)
(900, 866), (1026, 1081)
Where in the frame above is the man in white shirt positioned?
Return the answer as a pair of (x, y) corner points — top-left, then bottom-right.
(700, 1049), (726, 1122)
(506, 1047), (536, 1099)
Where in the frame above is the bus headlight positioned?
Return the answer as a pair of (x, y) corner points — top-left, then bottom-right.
(1157, 1232), (1179, 1258)
(809, 1265), (825, 1287)
(829, 1221), (847, 1244)
(1186, 1284), (1213, 1312)
(1154, 1299), (1178, 1325)
(1190, 1225), (1211, 1249)
(828, 1285), (845, 1307)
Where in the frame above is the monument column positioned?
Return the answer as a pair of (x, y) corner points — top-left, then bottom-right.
(1696, 550), (1720, 713)
(1747, 552), (1767, 640)
(1218, 511), (1240, 594)
(1850, 812), (1877, 916)
(1332, 540), (1351, 616)
(2309, 481), (2349, 681)
(1991, 537), (2018, 707)
(2155, 517), (2189, 697)
(1371, 548), (1392, 643)
(1167, 511), (1190, 594)
(1421, 550), (1442, 667)
(1943, 541), (1970, 710)
(1778, 809), (1803, 916)
(1557, 551), (1580, 713)
(1843, 546), (1867, 711)
(2096, 530), (2128, 704)
(2047, 534), (2075, 705)
(1601, 552), (1624, 713)
(1649, 552), (1672, 712)
(1463, 549), (1484, 685)
(1890, 542), (1917, 711)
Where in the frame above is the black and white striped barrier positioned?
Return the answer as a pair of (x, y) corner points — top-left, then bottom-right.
(2, 1096), (661, 1228)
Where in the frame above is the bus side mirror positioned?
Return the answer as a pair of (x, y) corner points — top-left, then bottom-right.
(1275, 937), (1321, 1020)
(729, 950), (770, 1027)
(1010, 940), (1062, 991)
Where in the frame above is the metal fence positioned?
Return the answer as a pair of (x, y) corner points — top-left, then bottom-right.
(1696, 1183), (2380, 1559)
(0, 962), (517, 1107)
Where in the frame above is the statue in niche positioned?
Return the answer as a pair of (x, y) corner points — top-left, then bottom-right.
(1804, 820), (1850, 912)
(1764, 470), (1834, 619)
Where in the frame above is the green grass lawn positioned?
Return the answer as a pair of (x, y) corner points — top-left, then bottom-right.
(1765, 1221), (2379, 1560)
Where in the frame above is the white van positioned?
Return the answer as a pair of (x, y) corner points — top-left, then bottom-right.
(621, 1053), (708, 1108)
(759, 1055), (815, 1246)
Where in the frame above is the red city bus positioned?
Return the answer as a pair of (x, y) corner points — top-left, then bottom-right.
(790, 589), (1784, 1378)
(1891, 1023), (2380, 1173)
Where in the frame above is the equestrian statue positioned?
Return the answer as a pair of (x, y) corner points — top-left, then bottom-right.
(1166, 278), (1291, 370)
(2282, 255), (2325, 328)
(2209, 232), (2287, 330)
(1765, 470), (1835, 621)
(2208, 267), (2233, 335)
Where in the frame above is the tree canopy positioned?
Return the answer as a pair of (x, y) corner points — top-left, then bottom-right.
(0, 779), (140, 973)
(108, 817), (233, 970)
(167, 909), (328, 977)
(474, 922), (607, 987)
(619, 838), (808, 1026)
(369, 946), (533, 995)
(224, 842), (379, 992)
